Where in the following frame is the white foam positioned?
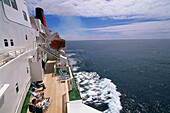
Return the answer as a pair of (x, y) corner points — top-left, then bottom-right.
(74, 72), (122, 113)
(68, 58), (80, 71)
(68, 58), (77, 65)
(66, 53), (76, 57)
(67, 52), (81, 71)
(72, 66), (80, 71)
(67, 51), (122, 112)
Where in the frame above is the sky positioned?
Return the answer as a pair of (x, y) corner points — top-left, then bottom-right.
(25, 0), (170, 40)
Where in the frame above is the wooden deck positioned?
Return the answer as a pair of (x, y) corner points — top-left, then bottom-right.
(28, 60), (70, 113)
(44, 60), (69, 113)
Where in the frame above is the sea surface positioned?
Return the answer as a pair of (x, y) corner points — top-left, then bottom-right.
(66, 39), (170, 113)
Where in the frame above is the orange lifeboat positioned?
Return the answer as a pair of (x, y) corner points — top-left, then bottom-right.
(49, 38), (65, 50)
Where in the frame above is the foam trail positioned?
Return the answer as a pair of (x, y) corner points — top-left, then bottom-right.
(67, 51), (122, 112)
(68, 58), (77, 66)
(66, 53), (76, 57)
(72, 66), (80, 71)
(67, 52), (80, 71)
(74, 72), (122, 113)
(67, 50), (83, 52)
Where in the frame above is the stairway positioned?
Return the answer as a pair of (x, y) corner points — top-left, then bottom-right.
(38, 45), (59, 58)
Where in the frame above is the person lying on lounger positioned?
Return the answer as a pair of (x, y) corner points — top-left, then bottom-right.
(29, 98), (50, 113)
(31, 88), (44, 98)
(32, 81), (46, 90)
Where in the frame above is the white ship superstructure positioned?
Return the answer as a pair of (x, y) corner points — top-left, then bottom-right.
(0, 0), (57, 112)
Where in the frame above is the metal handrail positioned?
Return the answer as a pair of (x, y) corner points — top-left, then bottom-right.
(0, 46), (34, 67)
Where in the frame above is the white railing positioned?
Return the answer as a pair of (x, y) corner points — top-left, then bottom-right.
(0, 46), (34, 67)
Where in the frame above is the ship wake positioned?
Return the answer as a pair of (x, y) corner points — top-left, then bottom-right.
(67, 51), (122, 113)
(74, 72), (122, 113)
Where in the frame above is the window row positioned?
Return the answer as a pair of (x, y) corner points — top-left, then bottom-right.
(4, 35), (28, 47)
(4, 0), (17, 10)
(3, 0), (28, 21)
(4, 39), (14, 47)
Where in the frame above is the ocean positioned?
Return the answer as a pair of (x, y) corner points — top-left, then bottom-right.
(66, 39), (170, 113)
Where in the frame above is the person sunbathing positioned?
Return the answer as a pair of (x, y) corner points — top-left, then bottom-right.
(32, 81), (46, 90)
(31, 88), (44, 98)
(31, 99), (43, 113)
(30, 98), (50, 113)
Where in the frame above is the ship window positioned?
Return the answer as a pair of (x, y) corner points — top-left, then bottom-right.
(11, 0), (18, 10)
(36, 36), (39, 42)
(27, 67), (29, 74)
(25, 35), (27, 40)
(3, 0), (11, 6)
(23, 11), (28, 21)
(10, 39), (14, 46)
(4, 39), (8, 47)
(15, 83), (19, 93)
(41, 24), (43, 30)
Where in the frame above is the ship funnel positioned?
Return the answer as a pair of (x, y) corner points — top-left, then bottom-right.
(35, 7), (47, 27)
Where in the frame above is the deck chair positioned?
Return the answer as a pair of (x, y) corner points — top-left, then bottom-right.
(31, 82), (38, 88)
(29, 91), (43, 99)
(59, 71), (67, 80)
(59, 69), (67, 80)
(31, 82), (43, 91)
(59, 69), (67, 76)
(42, 99), (50, 109)
(61, 76), (67, 80)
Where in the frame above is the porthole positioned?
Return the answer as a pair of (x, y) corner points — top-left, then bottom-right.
(27, 67), (29, 74)
(10, 39), (14, 46)
(4, 39), (8, 47)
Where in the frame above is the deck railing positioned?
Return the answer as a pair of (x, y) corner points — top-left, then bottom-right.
(0, 46), (34, 67)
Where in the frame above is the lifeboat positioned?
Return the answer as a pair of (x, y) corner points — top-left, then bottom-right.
(49, 38), (65, 50)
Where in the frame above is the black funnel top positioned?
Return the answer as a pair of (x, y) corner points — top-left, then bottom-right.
(36, 7), (44, 23)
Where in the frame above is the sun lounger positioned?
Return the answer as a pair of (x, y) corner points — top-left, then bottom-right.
(59, 69), (68, 80)
(31, 82), (43, 91)
(42, 98), (50, 107)
(59, 69), (67, 76)
(61, 76), (67, 80)
(31, 82), (38, 88)
(29, 91), (43, 99)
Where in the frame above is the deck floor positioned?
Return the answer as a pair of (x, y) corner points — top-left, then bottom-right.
(28, 60), (69, 113)
(44, 60), (69, 113)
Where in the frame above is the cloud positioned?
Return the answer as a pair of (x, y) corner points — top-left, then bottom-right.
(25, 0), (170, 19)
(46, 16), (93, 40)
(79, 20), (170, 39)
(25, 0), (170, 40)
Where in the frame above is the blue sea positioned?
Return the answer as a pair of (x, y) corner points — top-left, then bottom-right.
(66, 39), (170, 113)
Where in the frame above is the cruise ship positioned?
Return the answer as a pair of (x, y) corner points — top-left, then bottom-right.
(0, 0), (102, 113)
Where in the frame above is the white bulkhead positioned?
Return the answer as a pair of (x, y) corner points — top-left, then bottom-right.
(0, 0), (36, 53)
(0, 0), (46, 113)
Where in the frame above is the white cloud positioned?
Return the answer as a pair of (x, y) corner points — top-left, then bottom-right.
(79, 20), (170, 39)
(25, 0), (170, 19)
